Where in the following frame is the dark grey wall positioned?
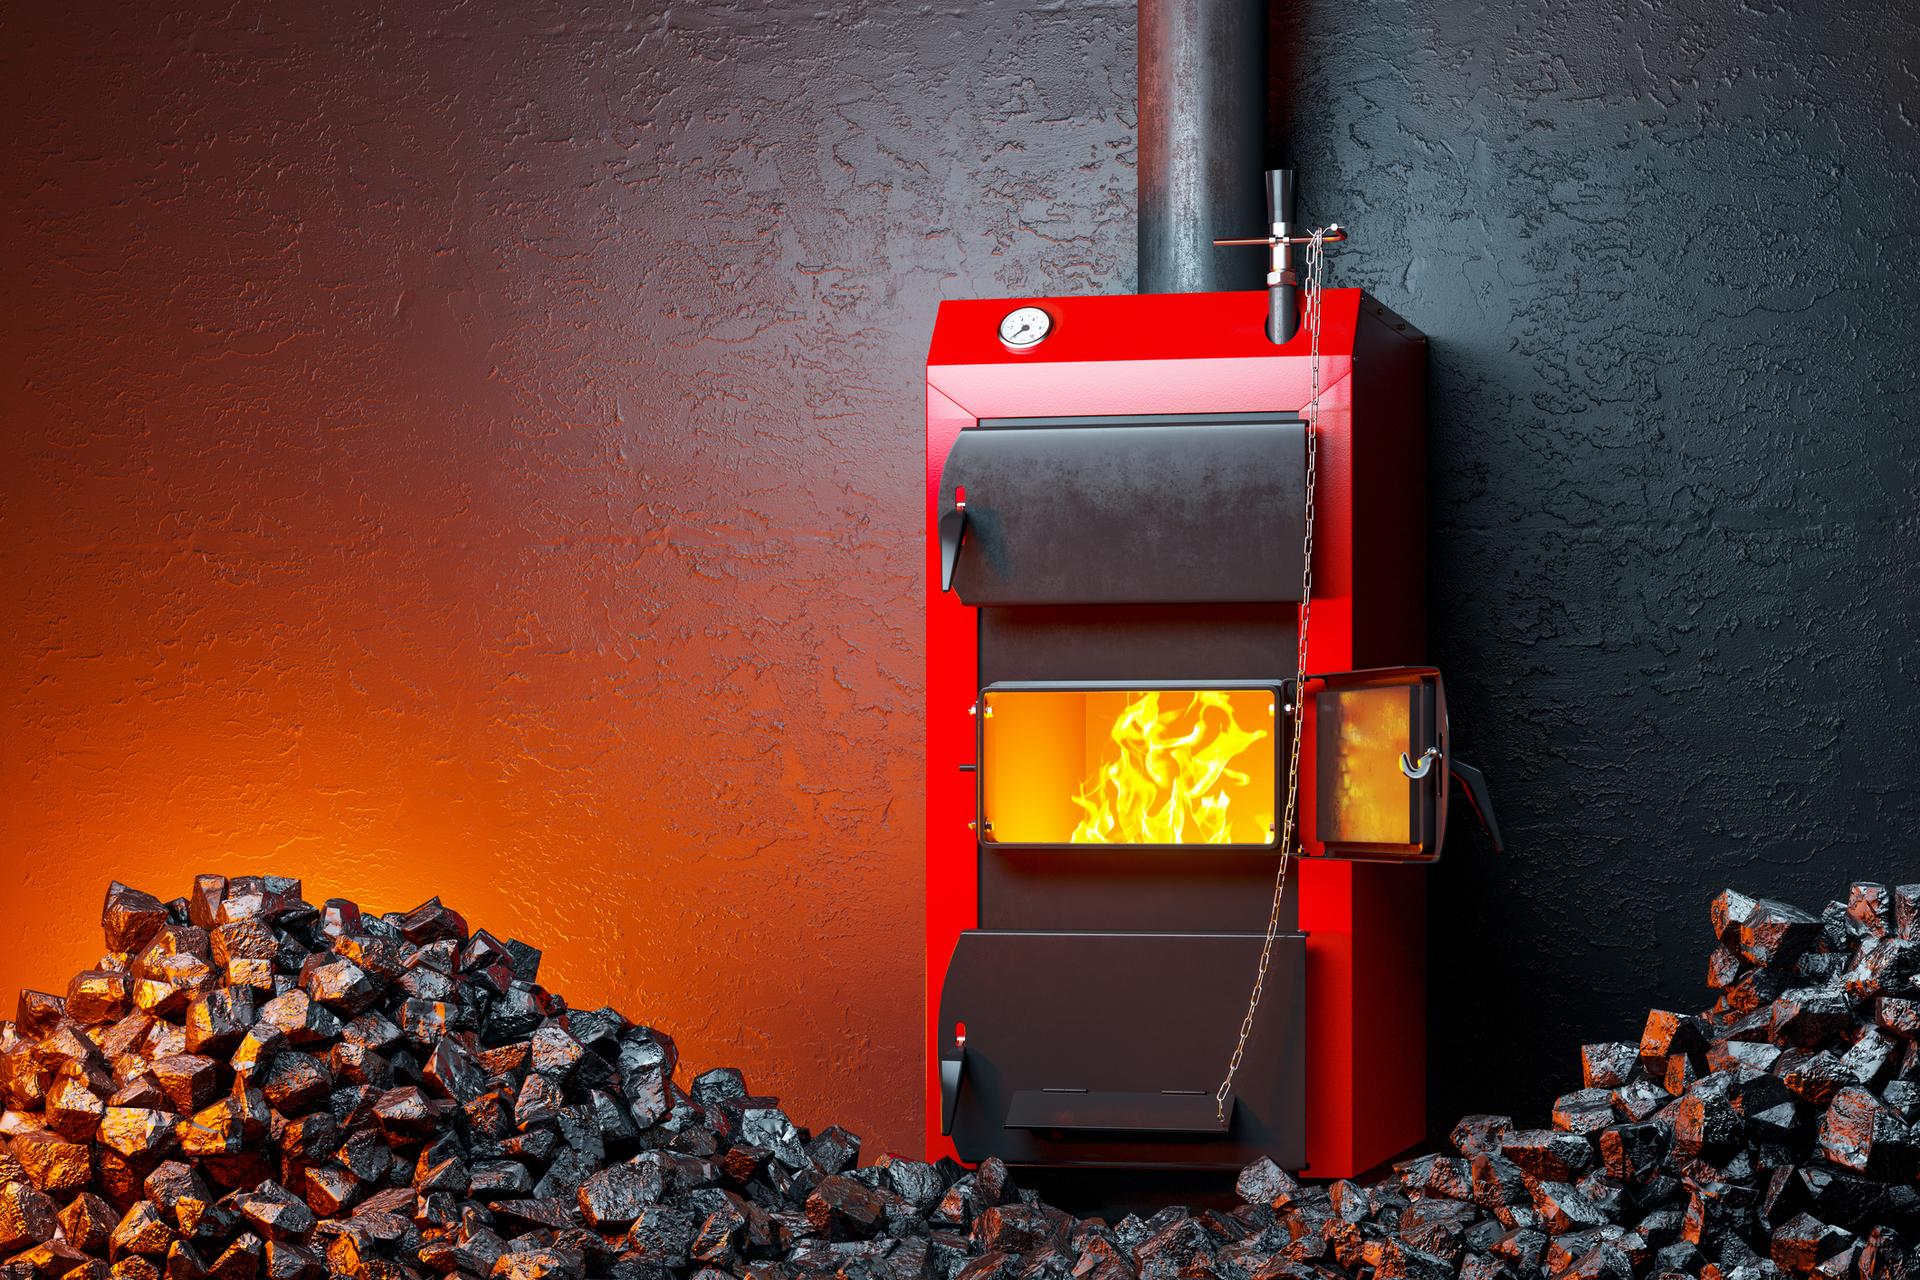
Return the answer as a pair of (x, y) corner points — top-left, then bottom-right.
(1270, 1), (1920, 1127)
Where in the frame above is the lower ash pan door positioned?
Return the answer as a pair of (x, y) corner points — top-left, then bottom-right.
(937, 930), (1305, 1170)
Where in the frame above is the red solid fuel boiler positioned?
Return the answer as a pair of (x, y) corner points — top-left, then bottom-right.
(922, 177), (1498, 1179)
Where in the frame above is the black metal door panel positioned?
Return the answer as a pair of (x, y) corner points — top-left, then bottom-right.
(977, 602), (1297, 684)
(979, 849), (1299, 934)
(936, 930), (1306, 1169)
(940, 416), (1306, 605)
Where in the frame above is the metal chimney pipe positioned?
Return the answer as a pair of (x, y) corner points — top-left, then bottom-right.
(1137, 0), (1267, 295)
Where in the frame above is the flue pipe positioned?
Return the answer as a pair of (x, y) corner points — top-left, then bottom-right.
(1137, 0), (1267, 295)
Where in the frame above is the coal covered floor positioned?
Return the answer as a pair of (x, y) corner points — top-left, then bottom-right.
(3, 878), (1920, 1280)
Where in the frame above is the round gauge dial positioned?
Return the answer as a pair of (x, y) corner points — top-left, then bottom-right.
(998, 305), (1052, 349)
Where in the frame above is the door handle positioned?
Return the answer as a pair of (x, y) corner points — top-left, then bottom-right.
(1449, 760), (1503, 854)
(938, 503), (968, 593)
(939, 1045), (966, 1135)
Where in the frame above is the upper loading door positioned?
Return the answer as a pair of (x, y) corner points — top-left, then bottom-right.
(937, 413), (1306, 606)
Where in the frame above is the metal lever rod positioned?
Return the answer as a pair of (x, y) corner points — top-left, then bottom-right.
(1212, 227), (1350, 248)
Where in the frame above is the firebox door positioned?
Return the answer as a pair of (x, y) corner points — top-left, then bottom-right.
(937, 929), (1306, 1169)
(938, 413), (1306, 606)
(976, 682), (1285, 849)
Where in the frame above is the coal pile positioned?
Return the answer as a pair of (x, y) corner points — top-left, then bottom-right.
(3, 877), (1920, 1280)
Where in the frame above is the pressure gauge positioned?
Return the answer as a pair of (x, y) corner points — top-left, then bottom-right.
(998, 305), (1052, 350)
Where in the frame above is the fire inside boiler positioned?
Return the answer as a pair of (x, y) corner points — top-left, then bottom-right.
(980, 689), (1277, 847)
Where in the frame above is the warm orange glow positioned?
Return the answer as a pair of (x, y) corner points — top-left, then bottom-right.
(1071, 690), (1271, 844)
(1318, 685), (1414, 845)
(981, 688), (1275, 845)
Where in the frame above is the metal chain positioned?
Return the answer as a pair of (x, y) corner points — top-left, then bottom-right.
(1216, 227), (1326, 1121)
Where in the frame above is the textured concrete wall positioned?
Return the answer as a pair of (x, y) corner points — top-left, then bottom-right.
(0, 0), (1134, 1156)
(3, 0), (1918, 1156)
(1272, 1), (1920, 1126)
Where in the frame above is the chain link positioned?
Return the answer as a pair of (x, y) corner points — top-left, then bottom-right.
(1216, 228), (1326, 1122)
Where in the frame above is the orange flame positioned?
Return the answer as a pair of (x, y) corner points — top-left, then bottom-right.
(1069, 691), (1272, 844)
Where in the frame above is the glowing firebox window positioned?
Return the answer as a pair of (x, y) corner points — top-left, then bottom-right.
(1316, 685), (1414, 846)
(980, 688), (1278, 846)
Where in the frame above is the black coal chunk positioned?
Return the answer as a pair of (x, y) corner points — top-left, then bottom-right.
(579, 1164), (665, 1229)
(16, 873), (1920, 1280)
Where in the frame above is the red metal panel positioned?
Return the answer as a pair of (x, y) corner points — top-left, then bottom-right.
(925, 381), (979, 1164)
(927, 290), (1362, 371)
(1343, 298), (1433, 1174)
(1351, 862), (1428, 1172)
(1298, 859), (1355, 1174)
(925, 287), (1425, 1177)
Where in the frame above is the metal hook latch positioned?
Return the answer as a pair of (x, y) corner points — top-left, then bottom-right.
(1399, 747), (1440, 780)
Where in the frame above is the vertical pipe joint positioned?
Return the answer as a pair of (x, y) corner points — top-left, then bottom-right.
(1266, 169), (1299, 345)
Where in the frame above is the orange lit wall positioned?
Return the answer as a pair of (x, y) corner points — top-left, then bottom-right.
(0, 1), (1137, 1154)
